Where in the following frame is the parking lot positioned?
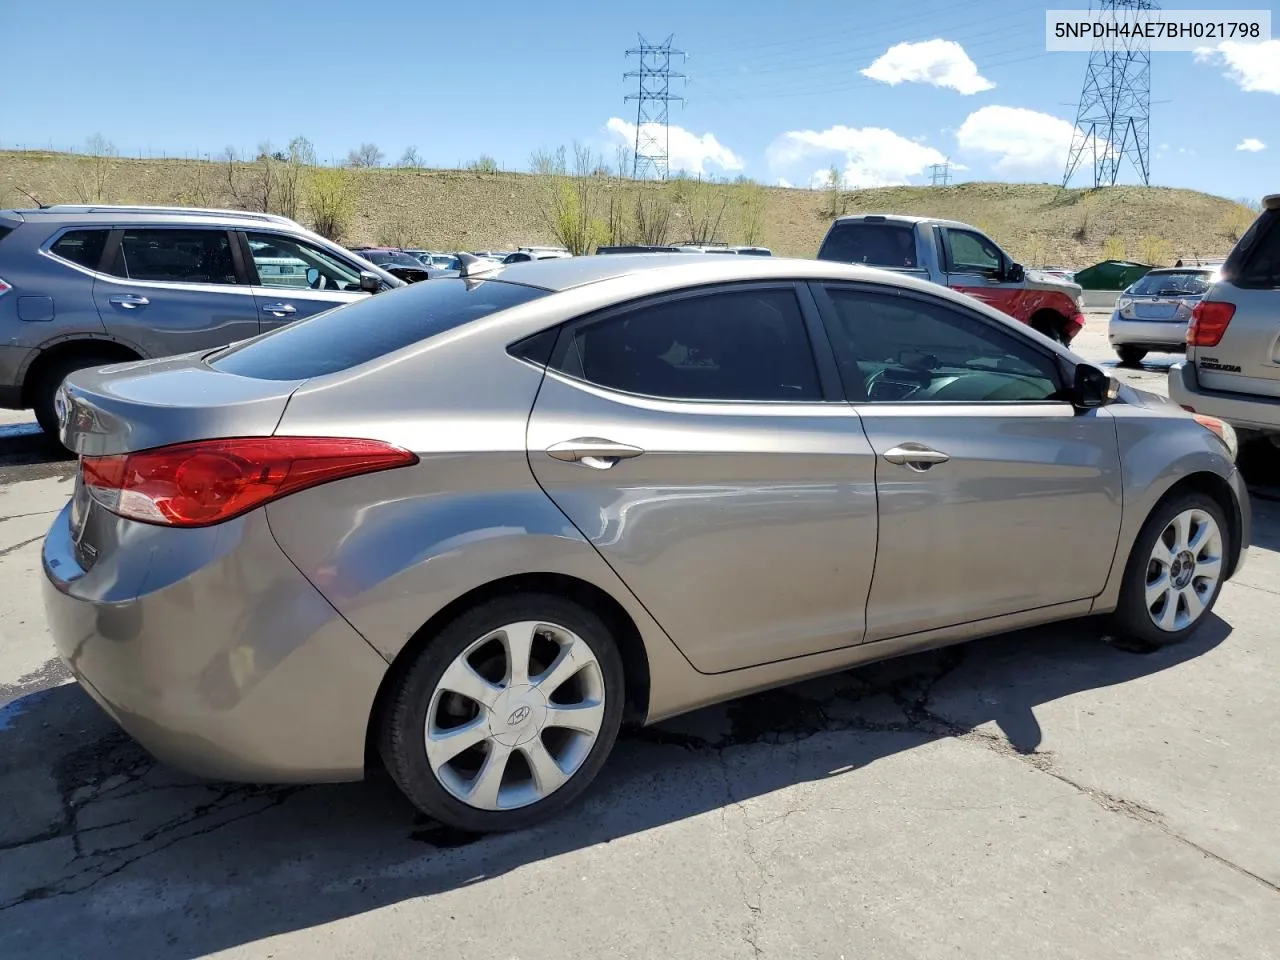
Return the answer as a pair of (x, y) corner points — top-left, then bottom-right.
(1, 310), (1278, 959)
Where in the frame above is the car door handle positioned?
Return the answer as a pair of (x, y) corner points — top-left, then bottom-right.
(261, 302), (296, 317)
(546, 438), (645, 469)
(882, 443), (950, 471)
(108, 294), (149, 308)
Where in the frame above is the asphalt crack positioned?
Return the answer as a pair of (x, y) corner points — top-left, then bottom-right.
(0, 534), (43, 560)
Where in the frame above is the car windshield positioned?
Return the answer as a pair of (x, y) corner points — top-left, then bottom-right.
(1129, 271), (1213, 296)
(208, 278), (550, 381)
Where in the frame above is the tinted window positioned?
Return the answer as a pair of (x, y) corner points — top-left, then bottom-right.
(1233, 210), (1280, 288)
(944, 229), (1002, 275)
(818, 221), (918, 268)
(50, 229), (108, 270)
(1128, 270), (1213, 296)
(114, 229), (237, 284)
(821, 287), (1063, 404)
(210, 278), (548, 381)
(0, 225), (15, 246)
(247, 232), (362, 290)
(551, 288), (821, 402)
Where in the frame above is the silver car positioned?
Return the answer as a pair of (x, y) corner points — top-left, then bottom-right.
(1109, 266), (1219, 366)
(0, 204), (402, 435)
(43, 254), (1250, 834)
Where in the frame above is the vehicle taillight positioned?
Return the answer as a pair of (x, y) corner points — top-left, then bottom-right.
(1187, 301), (1235, 347)
(81, 436), (417, 527)
(0, 277), (11, 298)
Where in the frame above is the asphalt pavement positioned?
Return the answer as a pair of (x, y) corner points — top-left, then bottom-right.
(2, 312), (1278, 959)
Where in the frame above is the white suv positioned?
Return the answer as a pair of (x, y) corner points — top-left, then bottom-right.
(1169, 194), (1280, 443)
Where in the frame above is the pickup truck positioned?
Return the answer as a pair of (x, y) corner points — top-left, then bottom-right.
(816, 214), (1086, 344)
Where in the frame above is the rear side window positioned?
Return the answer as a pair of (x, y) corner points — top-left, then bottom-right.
(50, 229), (109, 270)
(210, 278), (549, 381)
(1227, 210), (1280, 288)
(818, 221), (918, 268)
(113, 229), (238, 285)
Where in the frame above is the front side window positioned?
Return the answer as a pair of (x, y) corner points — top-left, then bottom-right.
(820, 287), (1063, 404)
(246, 232), (362, 291)
(550, 287), (822, 402)
(944, 229), (1002, 276)
(50, 229), (109, 270)
(114, 229), (238, 285)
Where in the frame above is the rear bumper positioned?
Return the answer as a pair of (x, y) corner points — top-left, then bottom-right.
(1064, 312), (1085, 342)
(41, 503), (389, 783)
(1109, 316), (1189, 350)
(1169, 361), (1280, 435)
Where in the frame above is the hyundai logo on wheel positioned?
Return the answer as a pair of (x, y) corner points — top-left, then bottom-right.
(506, 705), (531, 727)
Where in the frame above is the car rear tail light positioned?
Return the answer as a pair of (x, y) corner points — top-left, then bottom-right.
(0, 277), (11, 298)
(81, 436), (418, 527)
(1187, 301), (1235, 347)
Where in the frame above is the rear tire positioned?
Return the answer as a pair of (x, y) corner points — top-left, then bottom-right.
(379, 593), (625, 833)
(1116, 345), (1148, 367)
(1031, 315), (1068, 345)
(1111, 492), (1229, 647)
(31, 353), (118, 439)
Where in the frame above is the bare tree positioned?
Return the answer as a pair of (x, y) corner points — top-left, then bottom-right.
(76, 133), (117, 202)
(397, 146), (423, 169)
(675, 175), (731, 245)
(275, 136), (315, 221)
(530, 143), (607, 255)
(735, 178), (767, 246)
(633, 185), (674, 245)
(821, 165), (846, 218)
(378, 212), (417, 247)
(347, 143), (385, 168)
(468, 155), (499, 174)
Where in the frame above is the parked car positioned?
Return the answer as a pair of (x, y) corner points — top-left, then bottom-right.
(1109, 265), (1219, 366)
(1169, 193), (1280, 444)
(595, 245), (682, 254)
(0, 204), (401, 434)
(817, 214), (1086, 344)
(349, 247), (432, 283)
(501, 248), (572, 264)
(44, 253), (1248, 834)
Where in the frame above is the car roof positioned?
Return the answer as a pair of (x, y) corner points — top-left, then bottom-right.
(480, 252), (980, 303)
(831, 213), (972, 229)
(2, 205), (303, 229)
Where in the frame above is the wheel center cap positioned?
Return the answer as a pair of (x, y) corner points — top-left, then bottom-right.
(1171, 550), (1196, 589)
(488, 684), (548, 747)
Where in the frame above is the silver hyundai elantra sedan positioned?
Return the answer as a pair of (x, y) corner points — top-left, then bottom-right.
(43, 253), (1249, 833)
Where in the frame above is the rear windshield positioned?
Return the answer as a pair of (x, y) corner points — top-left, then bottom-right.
(1128, 270), (1213, 296)
(209, 278), (550, 381)
(0, 225), (14, 246)
(1224, 208), (1279, 288)
(817, 221), (918, 267)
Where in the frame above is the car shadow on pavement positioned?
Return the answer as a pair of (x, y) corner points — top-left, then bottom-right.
(0, 615), (1231, 958)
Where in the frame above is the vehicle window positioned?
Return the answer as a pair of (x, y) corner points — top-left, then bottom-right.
(944, 229), (1002, 275)
(821, 287), (1064, 404)
(551, 288), (822, 402)
(114, 229), (238, 284)
(1235, 211), (1280, 288)
(247, 232), (362, 291)
(1128, 271), (1213, 296)
(817, 222), (918, 268)
(209, 278), (549, 381)
(50, 229), (108, 270)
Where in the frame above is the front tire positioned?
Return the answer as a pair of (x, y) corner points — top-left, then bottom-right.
(379, 593), (625, 833)
(1112, 493), (1229, 647)
(1116, 345), (1148, 366)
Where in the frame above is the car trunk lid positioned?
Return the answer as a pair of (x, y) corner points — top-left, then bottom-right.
(58, 352), (305, 456)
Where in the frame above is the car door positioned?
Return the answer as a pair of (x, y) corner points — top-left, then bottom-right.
(811, 281), (1123, 642)
(240, 230), (368, 331)
(91, 226), (260, 356)
(938, 225), (1030, 317)
(525, 282), (879, 674)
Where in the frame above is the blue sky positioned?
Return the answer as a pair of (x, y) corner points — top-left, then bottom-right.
(3, 0), (1275, 201)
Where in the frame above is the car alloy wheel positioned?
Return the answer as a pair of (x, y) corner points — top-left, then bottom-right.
(1144, 508), (1223, 633)
(425, 620), (606, 810)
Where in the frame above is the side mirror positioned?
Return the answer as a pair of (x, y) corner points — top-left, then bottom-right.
(358, 271), (381, 294)
(1005, 261), (1025, 283)
(1072, 362), (1114, 409)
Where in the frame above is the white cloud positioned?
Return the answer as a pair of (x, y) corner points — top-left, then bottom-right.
(861, 39), (995, 95)
(605, 118), (743, 176)
(776, 178), (794, 188)
(766, 125), (947, 188)
(1236, 137), (1267, 152)
(956, 105), (1111, 170)
(1194, 40), (1280, 94)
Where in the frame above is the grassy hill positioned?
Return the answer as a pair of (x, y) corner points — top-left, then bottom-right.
(0, 149), (1256, 269)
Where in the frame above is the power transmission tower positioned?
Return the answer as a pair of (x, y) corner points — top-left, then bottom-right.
(1062, 0), (1155, 188)
(624, 34), (686, 180)
(928, 161), (952, 186)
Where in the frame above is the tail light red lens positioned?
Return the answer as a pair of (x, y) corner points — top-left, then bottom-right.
(81, 436), (418, 527)
(1187, 301), (1235, 347)
(0, 277), (11, 297)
